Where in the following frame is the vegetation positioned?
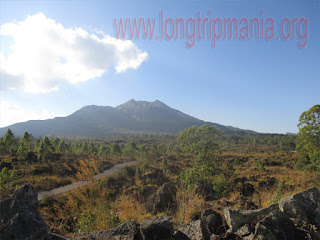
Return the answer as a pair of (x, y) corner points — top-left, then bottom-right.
(0, 105), (319, 238)
(296, 104), (320, 171)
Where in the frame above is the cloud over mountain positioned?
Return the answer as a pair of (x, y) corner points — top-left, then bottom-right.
(0, 12), (148, 93)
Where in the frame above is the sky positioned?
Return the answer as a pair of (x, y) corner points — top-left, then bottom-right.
(0, 0), (319, 134)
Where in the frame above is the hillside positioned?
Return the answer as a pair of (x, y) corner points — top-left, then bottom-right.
(0, 99), (253, 137)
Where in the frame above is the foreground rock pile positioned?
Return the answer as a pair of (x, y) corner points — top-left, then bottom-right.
(1, 184), (319, 240)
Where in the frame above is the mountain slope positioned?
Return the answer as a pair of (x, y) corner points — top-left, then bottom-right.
(0, 99), (253, 137)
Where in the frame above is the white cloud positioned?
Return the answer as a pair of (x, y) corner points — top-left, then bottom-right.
(0, 12), (148, 93)
(0, 101), (64, 127)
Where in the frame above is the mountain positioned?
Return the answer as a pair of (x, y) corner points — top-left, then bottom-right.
(0, 99), (254, 137)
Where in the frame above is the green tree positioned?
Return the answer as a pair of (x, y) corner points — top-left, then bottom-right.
(21, 131), (32, 149)
(51, 137), (60, 152)
(3, 128), (15, 146)
(110, 143), (122, 156)
(177, 124), (221, 165)
(177, 124), (221, 189)
(98, 145), (110, 157)
(297, 105), (320, 154)
(296, 104), (320, 170)
(58, 140), (67, 153)
(39, 136), (54, 161)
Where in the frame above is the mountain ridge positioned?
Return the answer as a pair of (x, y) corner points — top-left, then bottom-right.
(0, 100), (255, 137)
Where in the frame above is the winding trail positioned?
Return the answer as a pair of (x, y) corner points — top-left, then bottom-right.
(37, 161), (136, 201)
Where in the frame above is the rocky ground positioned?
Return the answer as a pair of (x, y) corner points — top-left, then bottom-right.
(1, 184), (320, 240)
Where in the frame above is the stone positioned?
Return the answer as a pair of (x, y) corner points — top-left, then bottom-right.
(0, 184), (49, 240)
(145, 182), (176, 214)
(239, 183), (255, 197)
(81, 220), (141, 240)
(279, 187), (320, 228)
(253, 210), (297, 240)
(140, 216), (173, 240)
(194, 183), (215, 201)
(223, 204), (279, 232)
(177, 220), (205, 240)
(201, 209), (224, 235)
(235, 224), (252, 238)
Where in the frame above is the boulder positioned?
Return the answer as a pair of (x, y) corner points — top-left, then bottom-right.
(176, 220), (205, 240)
(223, 204), (279, 232)
(279, 187), (320, 228)
(235, 224), (252, 238)
(253, 210), (297, 240)
(194, 183), (215, 201)
(81, 220), (141, 240)
(210, 232), (241, 240)
(0, 184), (49, 240)
(201, 209), (224, 236)
(176, 209), (224, 240)
(140, 216), (173, 240)
(145, 182), (176, 214)
(239, 183), (255, 197)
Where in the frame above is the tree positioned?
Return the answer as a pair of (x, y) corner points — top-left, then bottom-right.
(21, 131), (32, 149)
(297, 104), (320, 154)
(51, 137), (60, 152)
(39, 136), (54, 161)
(3, 128), (15, 146)
(58, 140), (67, 153)
(177, 124), (221, 189)
(3, 129), (18, 154)
(296, 104), (320, 170)
(177, 124), (221, 165)
(110, 143), (122, 156)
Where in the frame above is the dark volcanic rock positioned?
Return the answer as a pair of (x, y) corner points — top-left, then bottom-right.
(176, 209), (224, 240)
(81, 220), (141, 240)
(177, 220), (205, 240)
(239, 183), (255, 197)
(279, 187), (320, 228)
(0, 184), (49, 240)
(140, 216), (173, 240)
(210, 232), (241, 240)
(194, 183), (215, 201)
(223, 204), (279, 232)
(201, 209), (224, 236)
(253, 210), (297, 240)
(145, 182), (176, 214)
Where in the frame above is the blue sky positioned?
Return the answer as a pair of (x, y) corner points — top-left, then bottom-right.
(0, 0), (319, 133)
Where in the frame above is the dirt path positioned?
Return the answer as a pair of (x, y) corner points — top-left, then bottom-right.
(37, 161), (136, 201)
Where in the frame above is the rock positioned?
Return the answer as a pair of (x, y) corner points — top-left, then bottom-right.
(201, 209), (224, 235)
(239, 183), (255, 197)
(210, 232), (241, 240)
(81, 220), (141, 240)
(253, 210), (297, 240)
(177, 220), (205, 240)
(235, 224), (252, 238)
(140, 216), (173, 240)
(223, 204), (279, 232)
(173, 230), (190, 240)
(278, 187), (320, 228)
(145, 182), (176, 214)
(177, 209), (224, 240)
(0, 184), (49, 240)
(194, 183), (215, 201)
